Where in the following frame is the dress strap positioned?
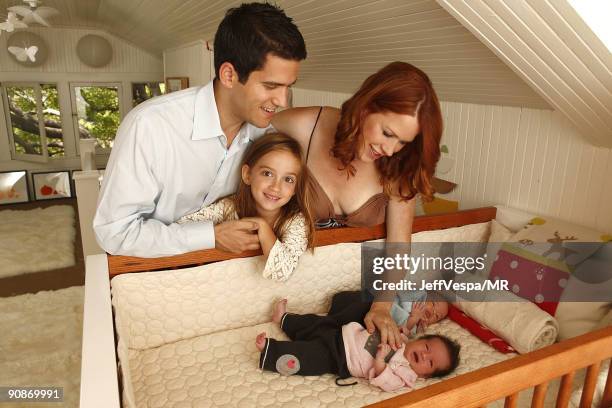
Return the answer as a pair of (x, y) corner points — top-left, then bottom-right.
(306, 107), (323, 163)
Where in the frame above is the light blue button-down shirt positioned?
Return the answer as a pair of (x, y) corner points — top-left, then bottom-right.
(93, 81), (270, 257)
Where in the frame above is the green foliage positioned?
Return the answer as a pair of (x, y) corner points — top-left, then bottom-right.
(7, 84), (64, 157)
(77, 86), (120, 149)
(6, 83), (122, 156)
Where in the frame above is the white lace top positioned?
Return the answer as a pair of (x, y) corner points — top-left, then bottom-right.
(177, 197), (308, 282)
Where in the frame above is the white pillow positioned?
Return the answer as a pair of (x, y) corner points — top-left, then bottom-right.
(494, 206), (537, 232)
(489, 219), (514, 242)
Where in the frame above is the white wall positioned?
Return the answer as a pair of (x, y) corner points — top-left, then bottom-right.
(0, 27), (164, 173)
(163, 40), (213, 88)
(292, 87), (612, 232)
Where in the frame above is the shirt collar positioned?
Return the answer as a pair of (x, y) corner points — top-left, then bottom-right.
(192, 80), (270, 145)
(192, 81), (224, 141)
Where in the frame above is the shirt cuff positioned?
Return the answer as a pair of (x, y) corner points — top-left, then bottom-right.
(179, 220), (215, 252)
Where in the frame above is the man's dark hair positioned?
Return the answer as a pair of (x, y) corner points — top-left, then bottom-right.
(214, 2), (307, 83)
(420, 334), (461, 378)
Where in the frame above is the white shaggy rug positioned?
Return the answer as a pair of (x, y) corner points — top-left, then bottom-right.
(0, 205), (76, 279)
(0, 286), (83, 408)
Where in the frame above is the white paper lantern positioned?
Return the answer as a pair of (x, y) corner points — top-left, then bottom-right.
(6, 31), (48, 67)
(76, 34), (113, 68)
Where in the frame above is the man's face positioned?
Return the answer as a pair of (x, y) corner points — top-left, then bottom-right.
(233, 54), (300, 128)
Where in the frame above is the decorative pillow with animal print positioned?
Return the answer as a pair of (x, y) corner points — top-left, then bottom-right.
(487, 216), (611, 337)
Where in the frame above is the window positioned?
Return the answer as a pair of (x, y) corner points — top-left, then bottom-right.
(70, 83), (122, 150)
(132, 82), (165, 107)
(2, 83), (64, 162)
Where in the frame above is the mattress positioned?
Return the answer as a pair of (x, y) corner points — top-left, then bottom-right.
(126, 319), (510, 407)
(124, 318), (608, 408)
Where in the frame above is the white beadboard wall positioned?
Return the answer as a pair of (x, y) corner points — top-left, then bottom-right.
(292, 87), (612, 232)
(0, 27), (163, 74)
(163, 40), (213, 87)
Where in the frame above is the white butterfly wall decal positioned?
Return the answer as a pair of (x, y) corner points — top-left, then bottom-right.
(8, 0), (59, 27)
(8, 45), (38, 62)
(0, 12), (28, 33)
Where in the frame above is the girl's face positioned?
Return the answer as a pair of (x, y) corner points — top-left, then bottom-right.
(242, 149), (301, 214)
(358, 111), (420, 162)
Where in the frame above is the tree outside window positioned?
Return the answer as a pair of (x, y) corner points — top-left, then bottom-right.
(4, 83), (64, 159)
(72, 85), (121, 149)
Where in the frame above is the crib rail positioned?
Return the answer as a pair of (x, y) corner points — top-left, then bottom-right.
(366, 325), (612, 408)
(106, 206), (497, 276)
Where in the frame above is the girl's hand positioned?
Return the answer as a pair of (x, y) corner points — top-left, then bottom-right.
(240, 217), (276, 259)
(241, 217), (266, 227)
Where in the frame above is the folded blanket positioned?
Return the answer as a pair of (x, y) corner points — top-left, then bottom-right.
(453, 278), (558, 354)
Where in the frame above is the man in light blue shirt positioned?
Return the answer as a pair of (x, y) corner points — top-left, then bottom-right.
(94, 3), (307, 257)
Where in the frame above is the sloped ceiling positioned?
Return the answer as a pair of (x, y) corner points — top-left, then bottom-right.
(438, 0), (612, 148)
(0, 0), (550, 109)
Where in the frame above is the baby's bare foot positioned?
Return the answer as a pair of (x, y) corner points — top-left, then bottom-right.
(255, 332), (267, 351)
(272, 299), (287, 324)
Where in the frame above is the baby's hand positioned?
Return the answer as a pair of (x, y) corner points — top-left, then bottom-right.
(376, 343), (391, 360)
(411, 301), (426, 320)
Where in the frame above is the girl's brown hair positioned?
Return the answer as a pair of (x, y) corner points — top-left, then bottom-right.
(332, 61), (443, 201)
(233, 132), (315, 248)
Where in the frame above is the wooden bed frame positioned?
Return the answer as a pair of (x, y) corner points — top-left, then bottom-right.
(104, 206), (612, 408)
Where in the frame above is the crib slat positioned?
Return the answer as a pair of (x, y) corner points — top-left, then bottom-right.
(555, 371), (575, 408)
(504, 393), (518, 408)
(579, 361), (601, 408)
(531, 382), (548, 408)
(602, 360), (612, 408)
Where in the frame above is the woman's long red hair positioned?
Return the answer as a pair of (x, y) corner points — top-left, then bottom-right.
(332, 61), (443, 201)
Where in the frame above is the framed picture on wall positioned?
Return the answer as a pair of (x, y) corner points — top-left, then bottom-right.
(0, 170), (29, 205)
(32, 171), (73, 200)
(165, 77), (189, 93)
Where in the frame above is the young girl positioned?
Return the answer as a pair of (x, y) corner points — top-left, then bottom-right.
(256, 298), (459, 392)
(178, 133), (315, 282)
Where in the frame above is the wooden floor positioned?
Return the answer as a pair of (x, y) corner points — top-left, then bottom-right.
(0, 197), (85, 297)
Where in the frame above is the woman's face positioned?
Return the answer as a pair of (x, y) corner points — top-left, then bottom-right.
(358, 111), (420, 162)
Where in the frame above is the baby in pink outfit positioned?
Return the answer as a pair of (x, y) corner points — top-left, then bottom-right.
(256, 298), (460, 392)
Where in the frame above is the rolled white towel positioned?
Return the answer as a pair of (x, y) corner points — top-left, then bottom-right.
(453, 277), (558, 354)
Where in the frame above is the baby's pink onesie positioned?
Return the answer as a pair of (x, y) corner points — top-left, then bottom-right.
(342, 322), (418, 392)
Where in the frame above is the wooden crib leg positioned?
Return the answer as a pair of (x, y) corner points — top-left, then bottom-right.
(556, 371), (575, 408)
(580, 362), (601, 408)
(602, 360), (612, 408)
(504, 393), (518, 408)
(532, 382), (549, 408)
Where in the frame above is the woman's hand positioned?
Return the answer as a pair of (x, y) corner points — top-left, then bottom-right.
(364, 302), (402, 350)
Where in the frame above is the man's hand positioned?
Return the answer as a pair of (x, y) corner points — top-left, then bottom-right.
(364, 302), (402, 350)
(214, 220), (261, 253)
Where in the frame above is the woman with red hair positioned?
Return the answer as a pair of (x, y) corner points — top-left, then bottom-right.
(272, 61), (443, 349)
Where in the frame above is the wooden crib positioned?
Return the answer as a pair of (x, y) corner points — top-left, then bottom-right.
(81, 207), (612, 408)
